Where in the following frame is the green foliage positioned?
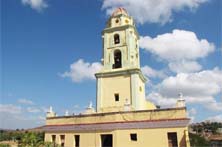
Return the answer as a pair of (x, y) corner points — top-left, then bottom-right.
(189, 133), (210, 147)
(43, 142), (61, 147)
(0, 144), (10, 147)
(0, 130), (61, 147)
(18, 132), (44, 147)
(191, 122), (222, 135)
(0, 130), (23, 142)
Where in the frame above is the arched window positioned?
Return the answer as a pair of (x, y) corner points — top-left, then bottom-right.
(114, 34), (120, 44)
(113, 50), (122, 69)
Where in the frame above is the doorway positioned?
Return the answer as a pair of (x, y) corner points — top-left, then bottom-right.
(168, 132), (178, 147)
(101, 134), (113, 147)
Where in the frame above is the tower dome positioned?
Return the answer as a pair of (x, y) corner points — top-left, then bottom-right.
(112, 7), (128, 17)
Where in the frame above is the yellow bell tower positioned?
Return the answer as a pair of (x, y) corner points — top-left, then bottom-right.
(95, 8), (156, 112)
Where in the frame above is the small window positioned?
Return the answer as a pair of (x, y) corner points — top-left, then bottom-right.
(114, 34), (120, 44)
(60, 135), (65, 147)
(115, 94), (119, 101)
(167, 132), (178, 147)
(75, 135), (80, 147)
(130, 133), (137, 141)
(52, 135), (56, 143)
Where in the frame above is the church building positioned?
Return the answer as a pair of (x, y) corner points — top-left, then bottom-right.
(44, 8), (190, 147)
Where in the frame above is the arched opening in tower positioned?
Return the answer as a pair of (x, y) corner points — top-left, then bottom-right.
(113, 50), (122, 69)
(114, 34), (120, 44)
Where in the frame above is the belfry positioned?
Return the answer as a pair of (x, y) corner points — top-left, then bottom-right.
(44, 8), (190, 147)
(96, 8), (156, 112)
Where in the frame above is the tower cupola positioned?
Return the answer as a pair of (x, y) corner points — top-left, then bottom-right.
(105, 7), (135, 29)
(112, 7), (128, 17)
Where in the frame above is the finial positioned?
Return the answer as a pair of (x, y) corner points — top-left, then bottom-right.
(46, 106), (56, 118)
(65, 110), (69, 116)
(176, 93), (185, 108)
(124, 98), (131, 111)
(125, 98), (130, 105)
(84, 101), (95, 114)
(88, 101), (93, 109)
(178, 92), (183, 99)
(49, 106), (52, 112)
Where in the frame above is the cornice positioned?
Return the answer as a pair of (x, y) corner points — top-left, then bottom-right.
(95, 68), (147, 82)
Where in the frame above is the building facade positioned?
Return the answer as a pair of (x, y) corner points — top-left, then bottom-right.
(44, 8), (190, 147)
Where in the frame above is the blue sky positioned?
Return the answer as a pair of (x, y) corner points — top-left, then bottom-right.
(1, 0), (221, 129)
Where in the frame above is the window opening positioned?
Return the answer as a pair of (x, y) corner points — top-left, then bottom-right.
(115, 93), (119, 101)
(114, 34), (120, 44)
(130, 133), (137, 141)
(60, 135), (65, 147)
(74, 135), (80, 147)
(113, 50), (122, 69)
(167, 132), (178, 147)
(101, 134), (113, 147)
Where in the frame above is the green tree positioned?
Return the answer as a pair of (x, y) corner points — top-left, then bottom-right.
(189, 133), (210, 147)
(0, 144), (10, 147)
(18, 132), (45, 147)
(42, 142), (61, 147)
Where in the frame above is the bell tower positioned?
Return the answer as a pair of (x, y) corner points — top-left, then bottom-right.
(95, 8), (156, 112)
(102, 8), (140, 70)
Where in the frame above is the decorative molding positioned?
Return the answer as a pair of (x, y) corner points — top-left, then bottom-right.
(44, 118), (190, 132)
(102, 25), (139, 39)
(95, 68), (147, 82)
(47, 107), (187, 120)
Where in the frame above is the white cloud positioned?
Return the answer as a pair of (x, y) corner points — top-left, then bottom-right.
(141, 65), (166, 79)
(40, 106), (49, 113)
(61, 59), (102, 82)
(146, 92), (177, 107)
(38, 115), (45, 121)
(0, 104), (22, 114)
(189, 108), (197, 115)
(188, 108), (197, 123)
(205, 100), (222, 111)
(169, 60), (202, 73)
(0, 112), (45, 129)
(27, 107), (41, 113)
(102, 0), (208, 24)
(140, 29), (215, 73)
(207, 114), (222, 122)
(22, 0), (48, 11)
(36, 116), (45, 124)
(0, 104), (46, 129)
(148, 68), (222, 111)
(140, 29), (214, 61)
(18, 98), (34, 105)
(158, 68), (222, 98)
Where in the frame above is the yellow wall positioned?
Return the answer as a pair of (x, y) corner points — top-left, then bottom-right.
(96, 70), (156, 112)
(101, 75), (131, 110)
(45, 127), (190, 147)
(46, 108), (187, 125)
